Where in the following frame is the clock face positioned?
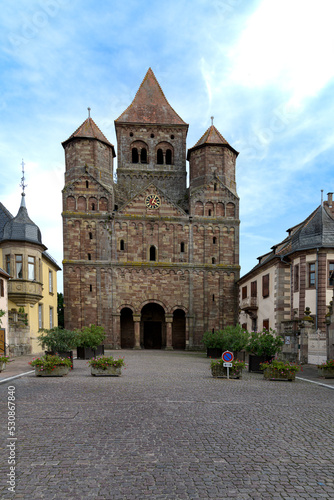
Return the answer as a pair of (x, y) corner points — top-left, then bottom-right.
(145, 194), (161, 209)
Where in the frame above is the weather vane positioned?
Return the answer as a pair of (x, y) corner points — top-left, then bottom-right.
(20, 159), (27, 194)
(211, 116), (214, 126)
(88, 107), (91, 118)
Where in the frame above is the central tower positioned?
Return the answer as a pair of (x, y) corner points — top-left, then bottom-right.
(114, 68), (189, 209)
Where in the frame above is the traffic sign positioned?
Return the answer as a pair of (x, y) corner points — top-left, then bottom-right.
(223, 362), (232, 368)
(222, 351), (234, 363)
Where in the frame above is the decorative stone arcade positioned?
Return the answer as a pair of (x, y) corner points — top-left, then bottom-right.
(120, 303), (186, 350)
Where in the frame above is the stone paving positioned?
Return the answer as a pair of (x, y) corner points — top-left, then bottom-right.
(0, 350), (334, 499)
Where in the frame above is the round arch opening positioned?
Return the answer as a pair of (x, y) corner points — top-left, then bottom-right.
(141, 303), (165, 349)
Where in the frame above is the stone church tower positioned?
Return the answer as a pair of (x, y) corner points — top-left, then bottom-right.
(62, 68), (240, 349)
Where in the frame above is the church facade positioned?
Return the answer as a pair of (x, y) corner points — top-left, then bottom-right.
(62, 68), (240, 349)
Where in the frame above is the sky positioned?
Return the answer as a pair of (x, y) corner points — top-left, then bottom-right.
(1, 0), (334, 293)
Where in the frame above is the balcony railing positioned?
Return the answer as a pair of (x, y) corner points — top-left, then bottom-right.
(240, 296), (258, 311)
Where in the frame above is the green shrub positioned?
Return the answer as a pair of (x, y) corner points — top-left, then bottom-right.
(76, 325), (106, 350)
(37, 328), (78, 352)
(202, 325), (249, 351)
(247, 328), (283, 357)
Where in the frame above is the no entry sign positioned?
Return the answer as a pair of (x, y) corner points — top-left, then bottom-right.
(222, 351), (234, 363)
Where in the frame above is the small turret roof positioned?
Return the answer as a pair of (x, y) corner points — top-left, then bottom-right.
(2, 194), (44, 247)
(62, 116), (115, 154)
(115, 68), (187, 126)
(187, 124), (239, 159)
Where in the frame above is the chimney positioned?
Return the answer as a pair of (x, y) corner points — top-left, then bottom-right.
(327, 192), (333, 208)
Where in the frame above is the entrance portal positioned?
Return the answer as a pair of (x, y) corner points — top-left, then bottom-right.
(144, 321), (162, 349)
(141, 303), (165, 349)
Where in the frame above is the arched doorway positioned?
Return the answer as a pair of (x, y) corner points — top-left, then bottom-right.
(120, 307), (134, 348)
(141, 303), (165, 349)
(172, 309), (186, 349)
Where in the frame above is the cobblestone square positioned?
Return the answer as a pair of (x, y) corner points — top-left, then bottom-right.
(1, 351), (334, 499)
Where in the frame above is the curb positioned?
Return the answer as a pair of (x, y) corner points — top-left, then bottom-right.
(296, 376), (334, 390)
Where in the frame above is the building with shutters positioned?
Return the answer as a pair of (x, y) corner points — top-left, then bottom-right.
(62, 68), (240, 349)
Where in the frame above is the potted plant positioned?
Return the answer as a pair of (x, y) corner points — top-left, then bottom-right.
(29, 354), (72, 377)
(202, 325), (249, 358)
(37, 328), (78, 367)
(210, 358), (246, 379)
(318, 359), (334, 378)
(89, 355), (125, 376)
(247, 328), (284, 372)
(0, 355), (10, 372)
(76, 325), (106, 359)
(260, 359), (301, 381)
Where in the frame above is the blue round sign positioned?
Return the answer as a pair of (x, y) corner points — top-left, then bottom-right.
(222, 351), (234, 362)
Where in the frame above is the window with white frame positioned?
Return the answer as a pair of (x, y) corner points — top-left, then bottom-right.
(49, 307), (53, 328)
(49, 270), (53, 293)
(38, 304), (43, 329)
(28, 256), (35, 280)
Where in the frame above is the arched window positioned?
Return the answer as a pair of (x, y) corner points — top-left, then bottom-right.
(208, 209), (212, 216)
(213, 237), (216, 244)
(120, 239), (125, 251)
(166, 149), (172, 165)
(212, 257), (215, 264)
(88, 253), (91, 261)
(86, 181), (89, 188)
(132, 148), (139, 163)
(91, 203), (95, 211)
(150, 246), (156, 261)
(180, 242), (185, 253)
(89, 232), (93, 240)
(157, 149), (163, 165)
(141, 148), (147, 164)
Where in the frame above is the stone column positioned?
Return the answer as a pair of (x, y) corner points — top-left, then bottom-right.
(133, 314), (141, 349)
(165, 316), (173, 350)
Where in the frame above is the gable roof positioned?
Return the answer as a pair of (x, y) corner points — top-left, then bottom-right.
(62, 117), (115, 154)
(115, 68), (188, 126)
(117, 182), (187, 217)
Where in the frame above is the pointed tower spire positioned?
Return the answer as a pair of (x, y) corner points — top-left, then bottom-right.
(20, 159), (27, 207)
(115, 68), (187, 125)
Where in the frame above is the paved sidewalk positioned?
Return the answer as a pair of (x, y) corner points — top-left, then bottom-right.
(0, 350), (334, 499)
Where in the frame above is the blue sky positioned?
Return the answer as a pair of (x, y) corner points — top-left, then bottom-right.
(1, 0), (334, 292)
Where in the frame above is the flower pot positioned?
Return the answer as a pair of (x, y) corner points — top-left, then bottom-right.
(34, 365), (70, 377)
(77, 345), (105, 360)
(263, 368), (295, 381)
(211, 365), (243, 379)
(91, 366), (122, 377)
(206, 348), (222, 358)
(318, 368), (334, 379)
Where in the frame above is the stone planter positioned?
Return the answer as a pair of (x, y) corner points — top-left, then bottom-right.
(34, 365), (70, 377)
(0, 361), (7, 372)
(318, 368), (334, 379)
(206, 348), (222, 358)
(211, 365), (243, 379)
(91, 366), (122, 377)
(263, 368), (295, 381)
(77, 345), (105, 360)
